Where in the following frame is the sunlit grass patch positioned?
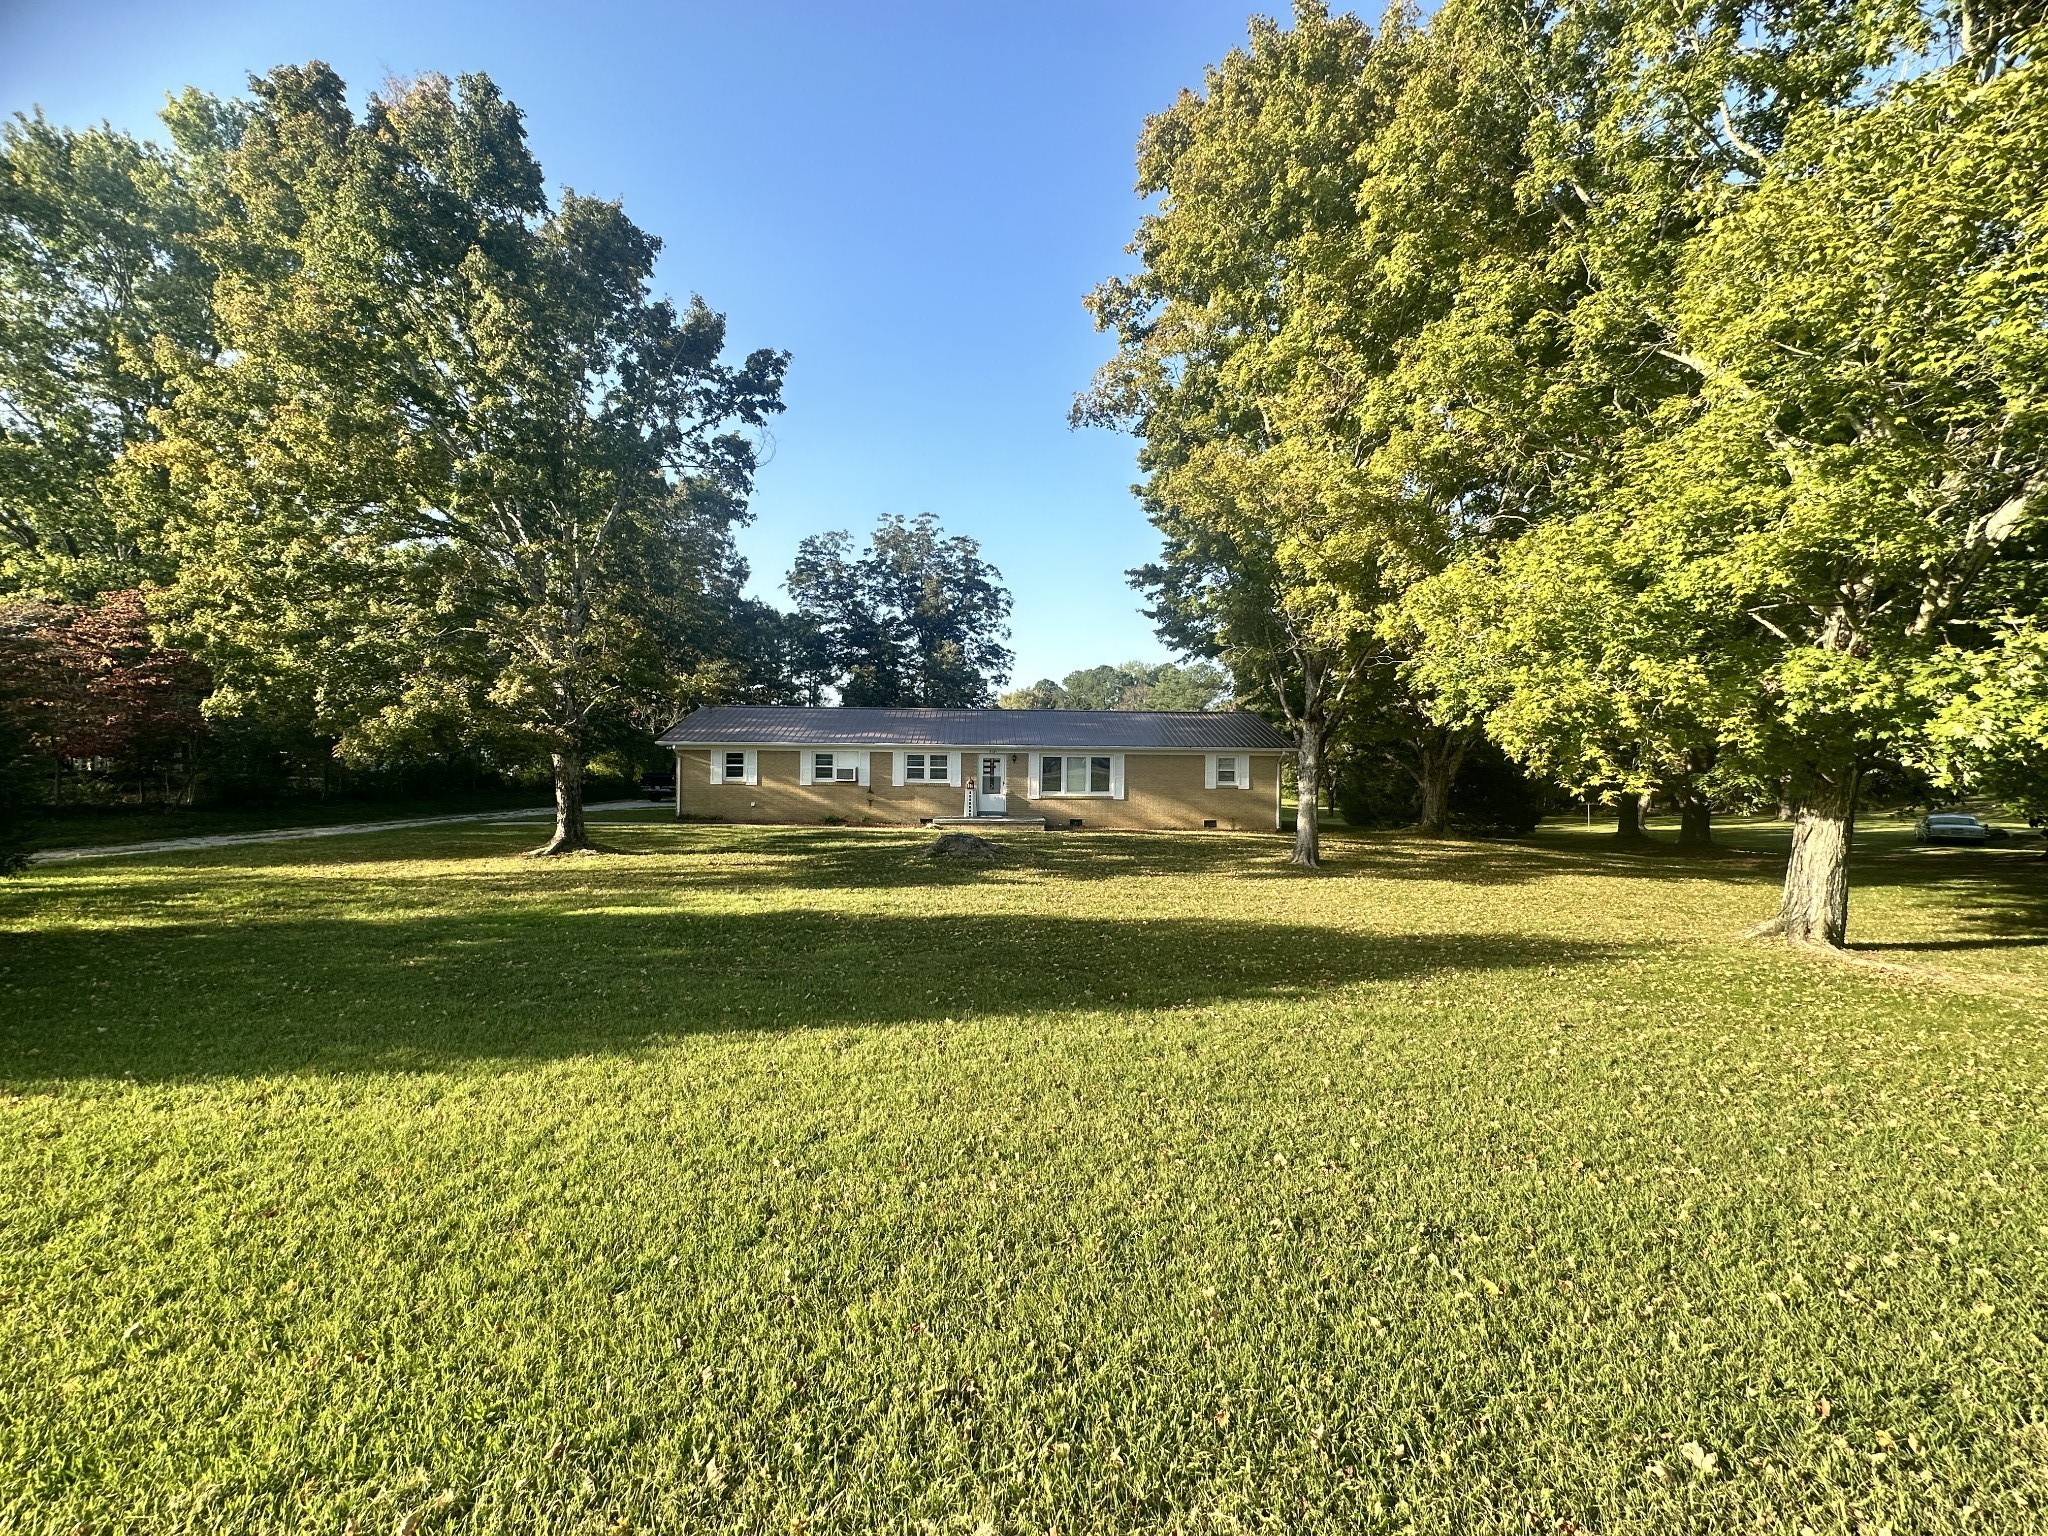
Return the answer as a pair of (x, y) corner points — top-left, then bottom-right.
(1, 821), (2043, 1532)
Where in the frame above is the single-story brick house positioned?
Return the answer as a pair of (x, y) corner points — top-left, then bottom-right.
(655, 706), (1295, 830)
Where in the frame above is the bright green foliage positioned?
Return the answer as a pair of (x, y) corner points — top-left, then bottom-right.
(1087, 0), (1653, 856)
(787, 512), (1013, 707)
(998, 659), (1229, 712)
(1920, 622), (2048, 826)
(1402, 510), (1754, 802)
(146, 67), (786, 845)
(0, 111), (213, 598)
(1616, 40), (2048, 794)
(1397, 6), (2047, 932)
(3, 818), (2044, 1527)
(1084, 5), (1390, 861)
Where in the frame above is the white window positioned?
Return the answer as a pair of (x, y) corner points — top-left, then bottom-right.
(900, 751), (953, 783)
(1205, 754), (1248, 790)
(800, 750), (867, 786)
(710, 748), (757, 785)
(1035, 754), (1121, 798)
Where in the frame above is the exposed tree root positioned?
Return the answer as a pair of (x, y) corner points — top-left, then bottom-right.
(525, 836), (624, 858)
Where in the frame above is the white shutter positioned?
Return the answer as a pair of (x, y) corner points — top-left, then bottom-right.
(799, 752), (815, 786)
(850, 750), (870, 787)
(892, 751), (907, 787)
(709, 751), (724, 785)
(1203, 754), (1218, 790)
(743, 750), (758, 786)
(1111, 754), (1126, 800)
(1026, 754), (1041, 798)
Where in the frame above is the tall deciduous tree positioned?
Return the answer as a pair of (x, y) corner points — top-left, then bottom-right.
(1390, 0), (2043, 935)
(1083, 0), (1627, 861)
(1606, 28), (2047, 943)
(786, 512), (1013, 706)
(0, 109), (215, 598)
(148, 66), (787, 854)
(1130, 492), (1377, 866)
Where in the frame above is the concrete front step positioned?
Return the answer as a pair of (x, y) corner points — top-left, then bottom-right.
(928, 815), (1048, 829)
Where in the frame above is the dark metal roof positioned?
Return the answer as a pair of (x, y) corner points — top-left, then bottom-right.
(657, 706), (1293, 751)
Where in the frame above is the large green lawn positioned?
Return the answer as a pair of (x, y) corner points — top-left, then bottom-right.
(2, 815), (2044, 1532)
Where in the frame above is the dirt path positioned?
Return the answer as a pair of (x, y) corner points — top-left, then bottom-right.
(29, 801), (652, 864)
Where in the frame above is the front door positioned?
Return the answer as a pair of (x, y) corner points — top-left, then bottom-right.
(978, 755), (1006, 815)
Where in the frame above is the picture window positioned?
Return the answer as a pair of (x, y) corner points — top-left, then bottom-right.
(1039, 754), (1116, 797)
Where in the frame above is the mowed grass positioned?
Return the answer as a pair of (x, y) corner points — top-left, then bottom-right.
(1, 816), (2045, 1534)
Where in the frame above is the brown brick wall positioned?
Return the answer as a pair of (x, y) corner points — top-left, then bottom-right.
(1012, 750), (1280, 831)
(676, 749), (964, 824)
(673, 747), (1282, 831)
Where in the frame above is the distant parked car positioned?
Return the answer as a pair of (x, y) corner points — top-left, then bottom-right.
(640, 771), (676, 803)
(1916, 812), (2010, 845)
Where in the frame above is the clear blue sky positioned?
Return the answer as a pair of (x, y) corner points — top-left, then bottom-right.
(0, 0), (1285, 689)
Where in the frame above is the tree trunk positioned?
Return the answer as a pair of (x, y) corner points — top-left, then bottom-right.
(534, 747), (595, 856)
(1752, 768), (1858, 947)
(1614, 791), (1648, 842)
(1672, 746), (1715, 849)
(1412, 728), (1469, 838)
(1676, 788), (1713, 848)
(1292, 728), (1323, 868)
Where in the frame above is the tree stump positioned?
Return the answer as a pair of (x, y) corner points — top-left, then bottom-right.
(926, 832), (1002, 862)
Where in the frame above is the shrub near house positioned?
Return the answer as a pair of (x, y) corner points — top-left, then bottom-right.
(659, 706), (1291, 831)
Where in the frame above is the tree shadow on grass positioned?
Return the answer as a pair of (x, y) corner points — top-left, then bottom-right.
(1237, 830), (1783, 889)
(1850, 865), (2048, 956)
(35, 820), (2048, 943)
(0, 909), (1619, 1087)
(109, 821), (1336, 897)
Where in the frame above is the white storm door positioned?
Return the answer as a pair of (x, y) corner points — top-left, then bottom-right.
(978, 755), (1006, 814)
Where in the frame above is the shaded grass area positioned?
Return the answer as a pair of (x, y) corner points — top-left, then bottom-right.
(2, 823), (2045, 1533)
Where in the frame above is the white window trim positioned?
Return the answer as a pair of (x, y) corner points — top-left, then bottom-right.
(799, 749), (869, 787)
(892, 749), (960, 787)
(711, 748), (758, 786)
(1030, 752), (1124, 800)
(1205, 753), (1248, 790)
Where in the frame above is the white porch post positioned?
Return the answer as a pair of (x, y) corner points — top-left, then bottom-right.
(674, 748), (684, 820)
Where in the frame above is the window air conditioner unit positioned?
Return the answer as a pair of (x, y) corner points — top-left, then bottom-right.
(834, 767), (857, 782)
